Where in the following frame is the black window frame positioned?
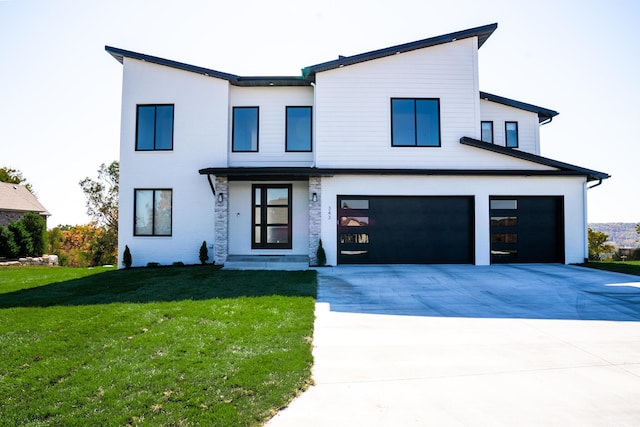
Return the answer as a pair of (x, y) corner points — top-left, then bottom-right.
(285, 106), (313, 152)
(232, 106), (260, 152)
(505, 121), (519, 148)
(481, 121), (494, 144)
(390, 98), (441, 147)
(133, 189), (173, 237)
(135, 104), (174, 151)
(251, 184), (292, 250)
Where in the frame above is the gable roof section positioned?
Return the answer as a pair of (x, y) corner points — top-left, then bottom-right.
(460, 137), (609, 181)
(302, 23), (498, 79)
(105, 46), (309, 87)
(480, 91), (559, 123)
(0, 183), (50, 215)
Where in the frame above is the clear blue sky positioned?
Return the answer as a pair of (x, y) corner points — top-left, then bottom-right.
(1, 0), (638, 225)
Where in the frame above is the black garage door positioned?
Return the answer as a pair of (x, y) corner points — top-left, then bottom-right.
(338, 196), (474, 264)
(490, 196), (564, 264)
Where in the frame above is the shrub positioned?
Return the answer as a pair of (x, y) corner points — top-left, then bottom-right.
(172, 261), (185, 267)
(122, 245), (132, 268)
(147, 262), (160, 268)
(19, 212), (46, 256)
(8, 221), (33, 257)
(632, 248), (640, 261)
(0, 225), (20, 258)
(199, 241), (209, 265)
(316, 239), (327, 266)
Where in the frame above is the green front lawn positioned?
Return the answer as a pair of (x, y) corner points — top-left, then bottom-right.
(0, 266), (316, 426)
(579, 261), (640, 276)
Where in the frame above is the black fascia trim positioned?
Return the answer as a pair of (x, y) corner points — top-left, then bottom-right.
(479, 91), (559, 123)
(105, 46), (238, 82)
(105, 46), (312, 87)
(198, 166), (606, 180)
(460, 136), (610, 181)
(302, 23), (497, 78)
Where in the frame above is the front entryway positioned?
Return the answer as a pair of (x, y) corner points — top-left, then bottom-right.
(337, 196), (474, 264)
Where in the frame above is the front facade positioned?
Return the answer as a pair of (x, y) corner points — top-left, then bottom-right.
(107, 23), (608, 268)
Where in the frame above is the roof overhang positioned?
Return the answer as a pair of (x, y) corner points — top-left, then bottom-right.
(302, 23), (498, 79)
(460, 137), (610, 181)
(104, 46), (310, 87)
(480, 92), (559, 123)
(198, 164), (607, 181)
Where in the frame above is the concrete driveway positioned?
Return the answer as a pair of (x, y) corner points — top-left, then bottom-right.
(268, 264), (640, 426)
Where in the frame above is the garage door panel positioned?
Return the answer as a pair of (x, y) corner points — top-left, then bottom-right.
(338, 196), (474, 264)
(490, 196), (564, 264)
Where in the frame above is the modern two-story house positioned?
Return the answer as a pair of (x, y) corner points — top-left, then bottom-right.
(106, 23), (608, 268)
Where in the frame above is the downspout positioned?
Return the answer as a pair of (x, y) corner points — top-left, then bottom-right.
(587, 179), (602, 190)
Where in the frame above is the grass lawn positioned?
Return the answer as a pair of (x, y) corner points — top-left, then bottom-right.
(0, 265), (316, 426)
(579, 261), (640, 276)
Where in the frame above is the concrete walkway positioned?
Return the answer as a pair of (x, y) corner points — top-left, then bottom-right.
(268, 264), (640, 426)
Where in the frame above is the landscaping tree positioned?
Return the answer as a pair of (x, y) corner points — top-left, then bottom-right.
(316, 239), (327, 266)
(79, 161), (119, 265)
(199, 241), (209, 265)
(123, 245), (132, 268)
(588, 227), (614, 261)
(0, 167), (34, 193)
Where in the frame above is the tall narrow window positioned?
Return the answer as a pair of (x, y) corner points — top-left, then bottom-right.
(134, 189), (172, 236)
(481, 121), (494, 143)
(286, 106), (312, 152)
(136, 105), (174, 150)
(391, 98), (440, 147)
(252, 184), (292, 249)
(505, 121), (518, 148)
(233, 107), (259, 152)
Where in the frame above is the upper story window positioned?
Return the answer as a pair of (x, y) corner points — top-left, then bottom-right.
(505, 121), (518, 148)
(136, 105), (174, 151)
(391, 98), (440, 147)
(481, 121), (493, 143)
(232, 107), (259, 152)
(134, 189), (172, 236)
(286, 106), (312, 152)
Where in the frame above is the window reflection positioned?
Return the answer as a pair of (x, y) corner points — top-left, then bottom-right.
(340, 216), (369, 226)
(491, 233), (518, 243)
(341, 200), (369, 210)
(340, 234), (369, 244)
(490, 216), (517, 226)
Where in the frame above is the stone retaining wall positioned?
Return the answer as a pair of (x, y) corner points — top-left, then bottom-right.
(0, 254), (59, 267)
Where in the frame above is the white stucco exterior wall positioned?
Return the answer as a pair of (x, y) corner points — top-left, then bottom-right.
(117, 58), (229, 267)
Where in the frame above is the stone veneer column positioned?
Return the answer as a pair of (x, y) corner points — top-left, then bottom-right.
(308, 176), (322, 266)
(214, 176), (229, 265)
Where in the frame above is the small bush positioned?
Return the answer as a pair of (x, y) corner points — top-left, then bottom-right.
(8, 221), (33, 257)
(147, 262), (160, 268)
(122, 245), (132, 268)
(19, 212), (46, 256)
(632, 248), (640, 261)
(316, 239), (327, 266)
(0, 225), (20, 258)
(172, 261), (185, 266)
(199, 241), (209, 265)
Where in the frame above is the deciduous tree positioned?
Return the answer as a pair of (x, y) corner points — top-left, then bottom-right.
(0, 167), (34, 193)
(588, 228), (614, 261)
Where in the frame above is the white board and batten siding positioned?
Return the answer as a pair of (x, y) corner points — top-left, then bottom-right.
(229, 86), (314, 167)
(118, 58), (228, 266)
(314, 37), (483, 169)
(480, 99), (541, 155)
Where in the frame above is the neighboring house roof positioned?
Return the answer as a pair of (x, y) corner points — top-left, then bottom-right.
(301, 23), (498, 79)
(480, 92), (559, 123)
(0, 182), (50, 216)
(459, 137), (610, 181)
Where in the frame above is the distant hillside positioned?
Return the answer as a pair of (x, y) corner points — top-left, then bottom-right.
(589, 223), (640, 248)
